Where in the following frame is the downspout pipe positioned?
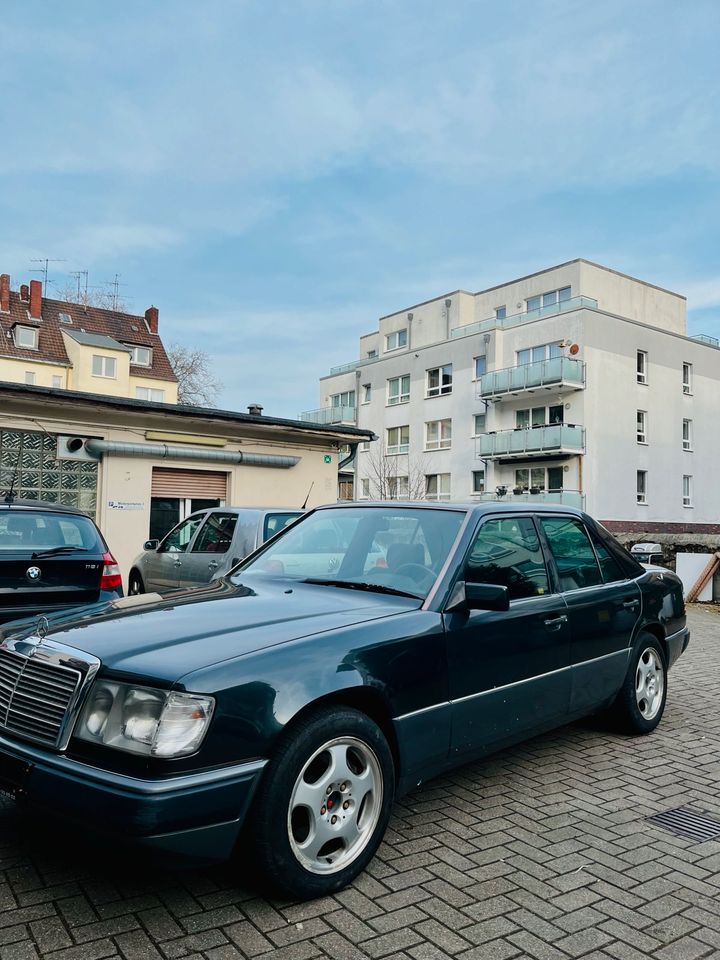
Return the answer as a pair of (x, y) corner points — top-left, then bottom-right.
(338, 442), (359, 471)
(81, 438), (300, 468)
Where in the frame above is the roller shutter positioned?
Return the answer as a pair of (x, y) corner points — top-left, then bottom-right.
(151, 467), (228, 499)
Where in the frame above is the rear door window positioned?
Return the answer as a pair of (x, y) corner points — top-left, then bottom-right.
(464, 516), (550, 600)
(539, 516), (603, 590)
(589, 534), (626, 583)
(191, 513), (239, 554)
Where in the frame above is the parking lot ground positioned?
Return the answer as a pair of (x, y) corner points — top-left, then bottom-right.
(1, 606), (719, 960)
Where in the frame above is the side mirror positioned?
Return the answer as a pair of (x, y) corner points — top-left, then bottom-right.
(446, 581), (509, 613)
(143, 539), (159, 551)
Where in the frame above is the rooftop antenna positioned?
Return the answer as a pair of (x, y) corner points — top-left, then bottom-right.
(30, 258), (66, 289)
(103, 273), (128, 310)
(69, 270), (89, 301)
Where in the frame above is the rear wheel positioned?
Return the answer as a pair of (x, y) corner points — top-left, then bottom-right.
(128, 571), (144, 595)
(610, 633), (667, 734)
(248, 706), (394, 899)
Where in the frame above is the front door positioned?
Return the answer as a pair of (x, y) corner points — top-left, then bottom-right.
(145, 513), (205, 592)
(446, 514), (571, 757)
(178, 511), (239, 588)
(537, 515), (641, 714)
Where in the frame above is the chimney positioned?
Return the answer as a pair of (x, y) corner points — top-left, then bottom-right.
(145, 305), (159, 333)
(0, 274), (9, 313)
(20, 283), (29, 302)
(29, 280), (42, 320)
(247, 403), (264, 416)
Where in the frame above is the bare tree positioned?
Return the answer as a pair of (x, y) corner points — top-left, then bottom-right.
(362, 442), (428, 500)
(166, 342), (223, 407)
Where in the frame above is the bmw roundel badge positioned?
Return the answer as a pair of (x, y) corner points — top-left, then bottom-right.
(26, 565), (42, 582)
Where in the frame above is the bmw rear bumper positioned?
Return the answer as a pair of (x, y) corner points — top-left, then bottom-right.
(0, 734), (265, 863)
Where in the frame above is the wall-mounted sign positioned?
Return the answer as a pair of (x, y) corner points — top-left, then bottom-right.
(323, 455), (333, 464)
(108, 500), (145, 510)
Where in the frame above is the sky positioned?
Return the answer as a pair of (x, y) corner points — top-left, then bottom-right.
(1, 0), (719, 417)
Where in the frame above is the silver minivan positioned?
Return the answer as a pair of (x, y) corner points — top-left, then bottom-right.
(128, 507), (302, 594)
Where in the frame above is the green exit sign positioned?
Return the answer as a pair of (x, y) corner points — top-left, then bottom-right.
(324, 454), (332, 464)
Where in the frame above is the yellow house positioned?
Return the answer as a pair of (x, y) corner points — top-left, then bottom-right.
(0, 274), (178, 402)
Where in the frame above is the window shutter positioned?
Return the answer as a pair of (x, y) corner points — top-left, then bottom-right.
(151, 467), (228, 499)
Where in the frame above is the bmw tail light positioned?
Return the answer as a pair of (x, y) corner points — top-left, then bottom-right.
(100, 552), (122, 591)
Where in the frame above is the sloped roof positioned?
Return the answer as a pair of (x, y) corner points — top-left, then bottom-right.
(0, 289), (177, 382)
(63, 329), (130, 350)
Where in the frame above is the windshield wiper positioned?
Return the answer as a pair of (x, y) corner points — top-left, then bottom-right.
(31, 546), (91, 559)
(301, 578), (421, 600)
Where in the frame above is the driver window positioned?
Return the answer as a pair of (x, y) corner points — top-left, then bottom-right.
(158, 515), (203, 553)
(464, 516), (549, 600)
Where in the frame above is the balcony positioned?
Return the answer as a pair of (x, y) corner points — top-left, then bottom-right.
(477, 424), (585, 460)
(474, 489), (585, 509)
(329, 355), (382, 376)
(479, 357), (585, 400)
(298, 405), (356, 425)
(450, 295), (598, 340)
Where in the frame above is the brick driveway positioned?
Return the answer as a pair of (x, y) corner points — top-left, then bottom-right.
(1, 608), (719, 960)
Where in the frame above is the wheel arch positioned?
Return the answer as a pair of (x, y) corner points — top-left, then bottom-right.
(635, 620), (668, 664)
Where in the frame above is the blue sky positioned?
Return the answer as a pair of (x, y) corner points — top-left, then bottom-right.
(2, 0), (719, 416)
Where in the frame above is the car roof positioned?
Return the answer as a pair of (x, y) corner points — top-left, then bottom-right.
(187, 506), (303, 517)
(0, 497), (91, 518)
(313, 500), (587, 519)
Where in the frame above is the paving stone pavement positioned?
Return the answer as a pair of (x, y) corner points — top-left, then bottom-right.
(1, 607), (719, 960)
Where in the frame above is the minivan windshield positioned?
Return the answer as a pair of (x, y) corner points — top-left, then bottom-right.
(235, 505), (466, 599)
(0, 510), (103, 555)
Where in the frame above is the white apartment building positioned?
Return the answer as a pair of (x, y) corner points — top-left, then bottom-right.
(303, 259), (720, 537)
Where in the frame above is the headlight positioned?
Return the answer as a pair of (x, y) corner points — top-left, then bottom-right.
(75, 681), (214, 758)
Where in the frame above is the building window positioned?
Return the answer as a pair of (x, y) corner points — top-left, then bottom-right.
(331, 390), (355, 408)
(472, 470), (485, 494)
(92, 355), (117, 378)
(526, 287), (571, 312)
(683, 362), (692, 395)
(386, 425), (410, 455)
(360, 478), (370, 498)
(128, 345), (152, 366)
(52, 375), (62, 388)
(637, 470), (647, 504)
(15, 326), (38, 350)
(24, 371), (35, 385)
(474, 356), (487, 379)
(683, 419), (692, 451)
(361, 383), (372, 404)
(513, 468), (547, 492)
(385, 329), (408, 352)
(387, 375), (410, 405)
(473, 413), (486, 436)
(637, 410), (647, 444)
(425, 473), (450, 501)
(516, 404), (563, 428)
(425, 419), (452, 450)
(426, 364), (452, 397)
(517, 342), (563, 366)
(683, 475), (692, 507)
(367, 349), (378, 359)
(637, 350), (648, 384)
(135, 386), (165, 402)
(360, 441), (370, 452)
(387, 476), (409, 499)
(495, 306), (506, 320)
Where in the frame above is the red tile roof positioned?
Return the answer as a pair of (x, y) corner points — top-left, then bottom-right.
(0, 286), (177, 382)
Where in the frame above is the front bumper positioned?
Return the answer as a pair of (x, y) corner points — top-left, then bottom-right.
(0, 734), (265, 863)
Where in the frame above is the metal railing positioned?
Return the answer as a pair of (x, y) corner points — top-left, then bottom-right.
(474, 489), (585, 509)
(298, 405), (356, 425)
(479, 356), (585, 398)
(477, 424), (585, 458)
(450, 295), (598, 340)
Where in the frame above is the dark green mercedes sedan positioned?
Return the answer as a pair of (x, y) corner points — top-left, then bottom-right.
(0, 503), (688, 899)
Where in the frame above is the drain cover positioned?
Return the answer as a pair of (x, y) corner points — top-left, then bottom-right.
(646, 806), (720, 843)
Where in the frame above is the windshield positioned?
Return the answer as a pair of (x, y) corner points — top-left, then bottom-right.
(234, 505), (466, 599)
(0, 510), (104, 555)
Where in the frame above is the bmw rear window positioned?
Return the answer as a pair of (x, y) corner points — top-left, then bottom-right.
(0, 511), (104, 554)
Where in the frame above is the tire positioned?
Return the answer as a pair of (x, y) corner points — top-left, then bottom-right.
(610, 633), (667, 734)
(128, 571), (145, 595)
(248, 706), (395, 900)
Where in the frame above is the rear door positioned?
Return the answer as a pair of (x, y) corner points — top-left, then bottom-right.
(144, 513), (205, 592)
(178, 511), (240, 587)
(537, 514), (641, 714)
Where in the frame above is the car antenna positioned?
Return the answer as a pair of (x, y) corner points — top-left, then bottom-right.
(301, 482), (314, 510)
(2, 465), (18, 505)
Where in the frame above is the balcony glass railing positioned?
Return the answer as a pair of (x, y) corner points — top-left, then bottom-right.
(477, 424), (585, 458)
(299, 405), (356, 425)
(479, 356), (585, 397)
(692, 334), (719, 347)
(329, 355), (382, 376)
(450, 295), (598, 340)
(475, 489), (585, 509)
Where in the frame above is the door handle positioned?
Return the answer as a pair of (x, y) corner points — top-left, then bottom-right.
(623, 599), (639, 610)
(173, 559), (182, 567)
(544, 614), (568, 629)
(208, 560), (219, 569)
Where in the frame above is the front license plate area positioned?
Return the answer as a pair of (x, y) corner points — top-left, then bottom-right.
(0, 753), (32, 800)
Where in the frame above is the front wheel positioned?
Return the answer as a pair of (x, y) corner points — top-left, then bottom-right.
(610, 634), (667, 734)
(248, 706), (395, 899)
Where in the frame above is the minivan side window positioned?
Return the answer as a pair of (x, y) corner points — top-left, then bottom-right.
(464, 516), (549, 600)
(539, 516), (602, 590)
(192, 513), (238, 553)
(158, 515), (203, 553)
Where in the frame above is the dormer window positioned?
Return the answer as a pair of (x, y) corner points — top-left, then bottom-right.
(14, 325), (38, 349)
(128, 345), (152, 366)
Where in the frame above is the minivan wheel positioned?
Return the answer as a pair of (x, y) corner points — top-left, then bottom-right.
(128, 571), (144, 595)
(249, 706), (395, 899)
(610, 634), (667, 734)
